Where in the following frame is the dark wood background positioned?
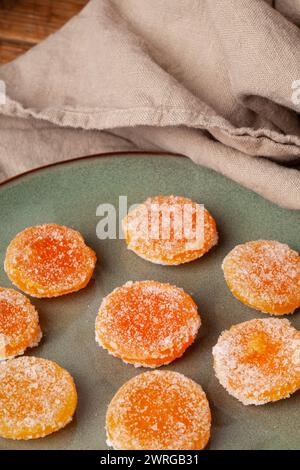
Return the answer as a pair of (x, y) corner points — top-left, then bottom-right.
(0, 0), (89, 64)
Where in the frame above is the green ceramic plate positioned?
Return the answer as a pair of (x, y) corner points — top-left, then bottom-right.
(0, 153), (299, 450)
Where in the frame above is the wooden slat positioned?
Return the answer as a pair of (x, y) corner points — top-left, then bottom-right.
(0, 0), (88, 43)
(0, 38), (31, 64)
(0, 0), (89, 63)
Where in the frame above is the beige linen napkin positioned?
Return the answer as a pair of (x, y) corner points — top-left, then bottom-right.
(0, 0), (300, 209)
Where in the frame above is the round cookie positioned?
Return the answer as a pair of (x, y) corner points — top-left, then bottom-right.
(222, 240), (300, 315)
(123, 195), (218, 265)
(4, 223), (97, 298)
(95, 280), (201, 368)
(106, 370), (211, 450)
(0, 356), (77, 440)
(0, 288), (42, 360)
(213, 318), (300, 405)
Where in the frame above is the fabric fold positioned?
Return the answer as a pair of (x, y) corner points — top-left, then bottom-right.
(0, 0), (299, 209)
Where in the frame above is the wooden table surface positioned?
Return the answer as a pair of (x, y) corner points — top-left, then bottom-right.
(0, 0), (89, 64)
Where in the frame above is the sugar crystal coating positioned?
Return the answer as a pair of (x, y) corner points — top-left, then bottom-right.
(213, 318), (300, 405)
(106, 370), (211, 450)
(95, 280), (201, 368)
(222, 240), (300, 315)
(0, 288), (42, 360)
(0, 356), (77, 439)
(123, 195), (218, 265)
(4, 224), (97, 298)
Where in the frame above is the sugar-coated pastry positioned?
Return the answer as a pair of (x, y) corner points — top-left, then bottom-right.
(4, 224), (97, 298)
(0, 356), (77, 439)
(222, 240), (300, 315)
(95, 280), (200, 368)
(213, 318), (300, 405)
(106, 370), (211, 450)
(123, 195), (218, 265)
(0, 288), (42, 360)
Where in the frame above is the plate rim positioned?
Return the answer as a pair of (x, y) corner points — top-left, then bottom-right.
(0, 151), (185, 188)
